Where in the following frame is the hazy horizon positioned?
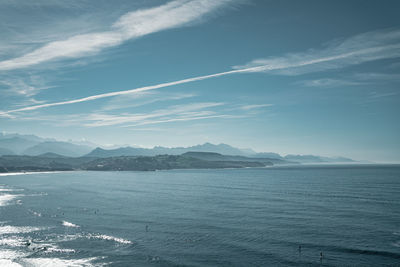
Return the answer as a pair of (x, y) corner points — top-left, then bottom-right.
(1, 0), (399, 162)
(2, 131), (399, 164)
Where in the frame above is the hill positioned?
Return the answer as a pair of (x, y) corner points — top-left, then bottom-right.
(0, 153), (271, 173)
(87, 143), (259, 158)
(181, 152), (286, 165)
(23, 141), (93, 157)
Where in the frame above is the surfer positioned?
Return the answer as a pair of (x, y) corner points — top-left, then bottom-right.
(298, 245), (301, 254)
(146, 225), (149, 232)
(320, 251), (323, 261)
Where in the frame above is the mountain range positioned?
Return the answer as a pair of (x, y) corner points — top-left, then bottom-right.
(0, 132), (355, 163)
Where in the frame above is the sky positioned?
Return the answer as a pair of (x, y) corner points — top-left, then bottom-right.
(0, 0), (399, 162)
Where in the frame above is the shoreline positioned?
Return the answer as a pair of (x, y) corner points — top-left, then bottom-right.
(1, 163), (399, 176)
(0, 171), (67, 177)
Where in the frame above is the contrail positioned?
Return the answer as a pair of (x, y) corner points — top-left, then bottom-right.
(2, 42), (388, 116)
(0, 65), (266, 115)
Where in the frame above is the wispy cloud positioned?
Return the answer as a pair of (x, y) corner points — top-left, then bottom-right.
(0, 0), (236, 71)
(102, 91), (197, 111)
(297, 78), (363, 88)
(4, 101), (247, 128)
(2, 28), (399, 117)
(0, 75), (53, 97)
(0, 66), (259, 116)
(234, 29), (400, 75)
(83, 102), (224, 127)
(352, 72), (400, 81)
(299, 72), (400, 88)
(123, 114), (241, 128)
(239, 104), (273, 110)
(367, 91), (398, 99)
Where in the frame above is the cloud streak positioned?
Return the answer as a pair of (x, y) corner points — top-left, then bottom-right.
(239, 104), (273, 110)
(0, 66), (262, 116)
(0, 0), (235, 71)
(2, 28), (400, 116)
(234, 29), (400, 75)
(83, 102), (224, 127)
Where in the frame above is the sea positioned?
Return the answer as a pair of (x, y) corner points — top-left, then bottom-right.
(0, 165), (399, 266)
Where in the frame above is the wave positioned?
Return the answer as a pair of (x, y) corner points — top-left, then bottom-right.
(43, 247), (75, 254)
(88, 234), (132, 245)
(0, 236), (25, 247)
(0, 194), (19, 207)
(0, 171), (62, 177)
(0, 225), (43, 235)
(19, 257), (100, 267)
(0, 249), (28, 260)
(0, 188), (13, 192)
(392, 241), (400, 248)
(62, 221), (80, 228)
(0, 187), (23, 192)
(28, 210), (42, 217)
(1, 253), (96, 267)
(39, 232), (132, 245)
(0, 259), (22, 267)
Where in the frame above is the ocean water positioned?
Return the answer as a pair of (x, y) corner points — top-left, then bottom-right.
(0, 165), (399, 266)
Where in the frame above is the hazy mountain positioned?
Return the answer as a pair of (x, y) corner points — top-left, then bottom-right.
(87, 143), (257, 158)
(0, 137), (40, 154)
(0, 132), (356, 163)
(23, 141), (93, 157)
(0, 147), (15, 156)
(253, 152), (283, 159)
(182, 143), (253, 156)
(37, 152), (67, 158)
(320, 156), (355, 163)
(284, 154), (355, 163)
(68, 139), (98, 148)
(86, 147), (154, 157)
(0, 133), (95, 157)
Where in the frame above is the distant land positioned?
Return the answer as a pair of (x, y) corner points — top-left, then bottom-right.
(0, 132), (356, 173)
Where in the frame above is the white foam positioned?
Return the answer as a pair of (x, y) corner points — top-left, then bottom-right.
(0, 226), (43, 235)
(0, 171), (61, 177)
(20, 257), (99, 267)
(0, 237), (25, 247)
(0, 249), (27, 260)
(0, 194), (19, 207)
(0, 249), (26, 266)
(32, 211), (42, 217)
(27, 242), (76, 254)
(0, 259), (22, 267)
(62, 221), (80, 228)
(88, 234), (132, 244)
(0, 188), (23, 192)
(45, 247), (75, 254)
(45, 234), (83, 242)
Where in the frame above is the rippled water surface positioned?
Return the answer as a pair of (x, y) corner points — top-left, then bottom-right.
(1, 165), (399, 266)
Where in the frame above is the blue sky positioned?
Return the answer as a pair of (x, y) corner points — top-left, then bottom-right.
(0, 0), (399, 162)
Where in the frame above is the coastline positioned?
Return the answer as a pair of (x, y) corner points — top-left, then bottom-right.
(1, 163), (399, 176)
(0, 171), (66, 177)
